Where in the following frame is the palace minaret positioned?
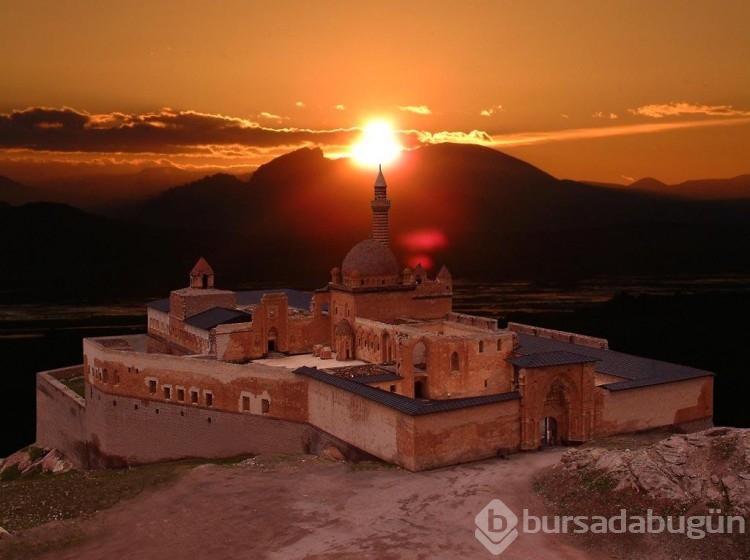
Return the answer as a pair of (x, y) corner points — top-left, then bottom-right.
(370, 164), (391, 246)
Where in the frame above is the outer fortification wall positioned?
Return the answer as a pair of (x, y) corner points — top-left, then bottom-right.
(36, 367), (87, 466)
(36, 367), (364, 469)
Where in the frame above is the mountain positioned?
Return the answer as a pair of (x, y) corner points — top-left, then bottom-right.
(132, 143), (750, 239)
(0, 175), (47, 205)
(2, 144), (749, 299)
(629, 174), (750, 200)
(0, 202), (271, 300)
(0, 166), (238, 213)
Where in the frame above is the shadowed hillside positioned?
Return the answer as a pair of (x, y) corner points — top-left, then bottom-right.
(1, 144), (749, 298)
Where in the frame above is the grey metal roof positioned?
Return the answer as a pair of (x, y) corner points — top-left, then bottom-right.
(515, 333), (713, 391)
(184, 307), (251, 331)
(146, 298), (170, 313)
(507, 351), (599, 369)
(295, 366), (519, 415)
(236, 289), (312, 311)
(352, 372), (404, 384)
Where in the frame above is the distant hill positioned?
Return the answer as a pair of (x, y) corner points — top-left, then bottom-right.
(629, 175), (750, 200)
(0, 175), (47, 206)
(0, 166), (242, 213)
(0, 202), (273, 300)
(2, 145), (750, 299)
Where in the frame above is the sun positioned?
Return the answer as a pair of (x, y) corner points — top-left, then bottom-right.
(350, 121), (402, 167)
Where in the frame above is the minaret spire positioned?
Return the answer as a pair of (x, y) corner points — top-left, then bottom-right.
(371, 164), (391, 246)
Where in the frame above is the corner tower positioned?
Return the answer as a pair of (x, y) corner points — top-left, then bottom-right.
(371, 165), (391, 246)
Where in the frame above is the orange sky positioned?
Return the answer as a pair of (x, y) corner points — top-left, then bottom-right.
(1, 0), (749, 184)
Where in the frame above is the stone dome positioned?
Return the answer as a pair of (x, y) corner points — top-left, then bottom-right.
(341, 238), (400, 278)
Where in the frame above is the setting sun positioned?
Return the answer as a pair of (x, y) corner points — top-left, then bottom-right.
(350, 121), (403, 166)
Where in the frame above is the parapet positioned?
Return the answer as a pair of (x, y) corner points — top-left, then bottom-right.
(507, 322), (609, 349)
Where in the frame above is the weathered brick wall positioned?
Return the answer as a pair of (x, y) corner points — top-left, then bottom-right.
(36, 367), (87, 467)
(37, 366), (369, 469)
(330, 288), (451, 329)
(306, 378), (406, 466)
(169, 289), (236, 321)
(84, 336), (309, 423)
(85, 383), (314, 466)
(508, 323), (609, 349)
(411, 399), (521, 471)
(598, 376), (713, 436)
(213, 322), (254, 362)
(305, 376), (521, 472)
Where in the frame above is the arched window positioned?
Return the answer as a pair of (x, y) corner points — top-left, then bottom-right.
(450, 352), (460, 372)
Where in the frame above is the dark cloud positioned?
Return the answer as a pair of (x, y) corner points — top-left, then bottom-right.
(0, 107), (360, 153)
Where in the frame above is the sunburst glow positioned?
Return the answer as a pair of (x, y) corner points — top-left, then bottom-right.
(350, 121), (402, 166)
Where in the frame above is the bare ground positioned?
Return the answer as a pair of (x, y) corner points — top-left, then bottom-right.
(2, 449), (613, 560)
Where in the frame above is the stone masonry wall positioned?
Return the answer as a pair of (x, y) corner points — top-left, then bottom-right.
(36, 367), (87, 467)
(37, 366), (370, 469)
(597, 376), (713, 436)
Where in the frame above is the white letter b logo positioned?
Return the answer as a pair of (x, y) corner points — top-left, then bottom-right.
(475, 499), (519, 555)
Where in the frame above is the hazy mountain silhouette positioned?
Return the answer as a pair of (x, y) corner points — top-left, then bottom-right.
(0, 175), (47, 205)
(629, 174), (750, 200)
(132, 143), (749, 238)
(2, 144), (749, 299)
(0, 166), (238, 213)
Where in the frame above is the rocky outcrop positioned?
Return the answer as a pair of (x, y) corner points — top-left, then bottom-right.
(558, 427), (750, 515)
(319, 445), (346, 462)
(0, 447), (74, 479)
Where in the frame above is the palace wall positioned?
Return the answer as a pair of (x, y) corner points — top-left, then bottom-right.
(36, 366), (87, 466)
(305, 375), (521, 471)
(330, 289), (452, 328)
(37, 367), (369, 469)
(306, 378), (407, 466)
(597, 377), (713, 436)
(83, 336), (309, 423)
(410, 400), (521, 471)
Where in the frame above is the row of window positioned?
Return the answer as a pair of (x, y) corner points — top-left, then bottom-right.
(148, 379), (214, 407)
(242, 395), (270, 414)
(90, 364), (142, 386)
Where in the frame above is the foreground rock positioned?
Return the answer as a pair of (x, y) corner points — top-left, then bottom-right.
(559, 427), (750, 515)
(0, 446), (74, 479)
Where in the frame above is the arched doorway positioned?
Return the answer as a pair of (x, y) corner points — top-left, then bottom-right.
(414, 380), (425, 399)
(540, 417), (558, 447)
(267, 327), (278, 352)
(541, 380), (569, 446)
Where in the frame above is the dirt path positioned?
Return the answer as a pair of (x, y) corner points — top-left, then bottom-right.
(37, 450), (610, 560)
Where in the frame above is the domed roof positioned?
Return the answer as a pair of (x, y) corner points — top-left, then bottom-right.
(341, 238), (400, 278)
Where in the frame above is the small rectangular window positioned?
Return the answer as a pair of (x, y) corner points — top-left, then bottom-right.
(148, 379), (157, 394)
(163, 387), (171, 400)
(242, 395), (250, 411)
(261, 399), (270, 414)
(205, 392), (213, 407)
(177, 388), (185, 401)
(390, 385), (396, 393)
(190, 390), (199, 404)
